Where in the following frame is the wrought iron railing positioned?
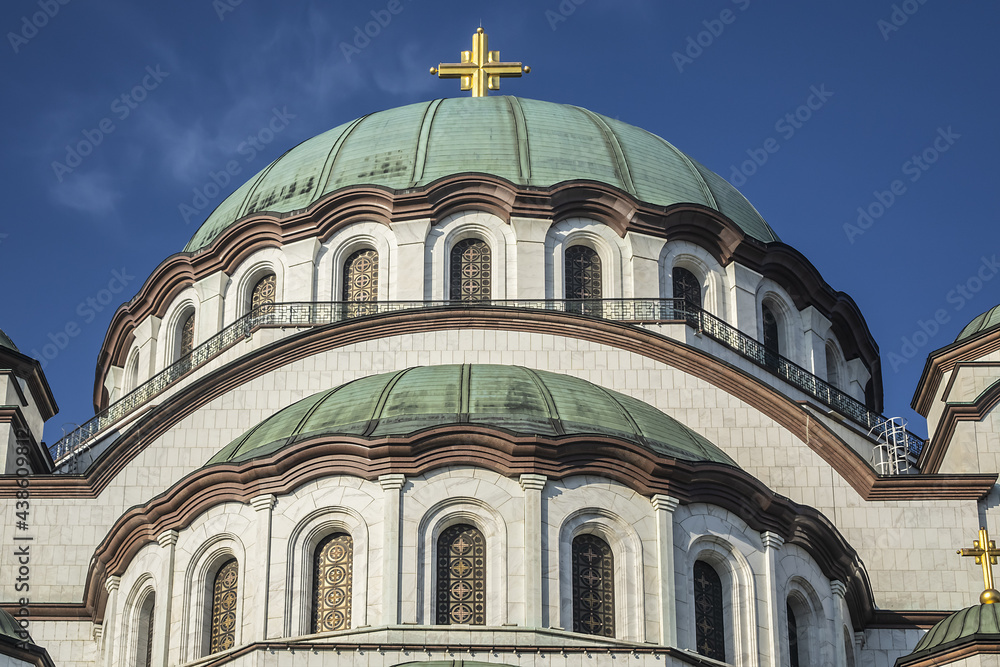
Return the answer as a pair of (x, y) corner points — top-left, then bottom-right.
(49, 299), (924, 466)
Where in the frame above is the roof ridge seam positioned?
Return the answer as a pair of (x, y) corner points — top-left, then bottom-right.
(317, 114), (371, 197)
(570, 106), (637, 197)
(411, 99), (443, 187)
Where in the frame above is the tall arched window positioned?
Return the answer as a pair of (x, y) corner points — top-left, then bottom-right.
(787, 602), (801, 667)
(572, 534), (615, 637)
(449, 239), (491, 301)
(209, 559), (238, 654)
(436, 523), (486, 625)
(762, 304), (780, 369)
(125, 352), (140, 393)
(673, 267), (702, 306)
(135, 593), (155, 667)
(565, 245), (602, 300)
(825, 344), (841, 390)
(693, 560), (726, 661)
(312, 533), (353, 632)
(179, 311), (195, 359)
(844, 627), (856, 667)
(250, 273), (276, 315)
(342, 249), (378, 302)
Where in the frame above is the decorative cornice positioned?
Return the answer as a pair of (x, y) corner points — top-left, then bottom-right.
(249, 493), (276, 512)
(651, 494), (680, 513)
(104, 576), (120, 593)
(0, 347), (58, 422)
(761, 531), (785, 550)
(919, 378), (1000, 474)
(831, 579), (847, 599)
(378, 473), (406, 491)
(156, 529), (178, 548)
(913, 328), (1000, 417)
(519, 473), (547, 492)
(5, 311), (992, 502)
(93, 175), (881, 412)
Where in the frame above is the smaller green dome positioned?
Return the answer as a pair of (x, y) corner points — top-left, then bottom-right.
(956, 305), (1000, 343)
(908, 604), (1000, 657)
(0, 328), (18, 352)
(0, 607), (30, 643)
(208, 365), (736, 467)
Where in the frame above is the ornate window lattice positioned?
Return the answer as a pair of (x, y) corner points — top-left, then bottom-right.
(572, 534), (615, 637)
(343, 249), (379, 302)
(449, 239), (491, 301)
(787, 603), (801, 667)
(179, 311), (195, 358)
(762, 304), (780, 369)
(312, 533), (353, 633)
(673, 267), (702, 305)
(250, 273), (276, 315)
(565, 245), (602, 299)
(693, 560), (726, 661)
(209, 559), (238, 654)
(436, 524), (486, 625)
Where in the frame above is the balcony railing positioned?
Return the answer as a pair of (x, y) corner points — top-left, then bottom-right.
(49, 299), (925, 466)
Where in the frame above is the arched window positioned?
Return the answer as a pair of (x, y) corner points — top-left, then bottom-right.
(312, 533), (353, 632)
(209, 559), (238, 654)
(178, 311), (195, 359)
(787, 602), (801, 667)
(125, 352), (140, 393)
(135, 593), (155, 667)
(250, 273), (276, 315)
(342, 249), (378, 302)
(825, 344), (841, 390)
(844, 627), (856, 667)
(436, 523), (486, 625)
(673, 267), (702, 306)
(693, 560), (726, 661)
(762, 304), (780, 369)
(572, 534), (615, 637)
(565, 245), (602, 300)
(449, 239), (491, 301)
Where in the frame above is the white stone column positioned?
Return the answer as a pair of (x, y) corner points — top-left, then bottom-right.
(379, 473), (406, 624)
(830, 580), (848, 667)
(283, 238), (321, 301)
(801, 306), (832, 377)
(627, 234), (667, 299)
(102, 575), (121, 667)
(390, 220), (430, 301)
(726, 263), (763, 336)
(154, 530), (178, 667)
(510, 217), (550, 299)
(193, 273), (231, 340)
(520, 473), (547, 627)
(762, 532), (785, 667)
(133, 316), (161, 384)
(651, 495), (680, 646)
(250, 494), (276, 640)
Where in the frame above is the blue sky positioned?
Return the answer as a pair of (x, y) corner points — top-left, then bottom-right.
(1, 0), (997, 444)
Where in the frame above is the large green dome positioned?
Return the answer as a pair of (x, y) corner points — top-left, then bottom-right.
(955, 304), (1000, 343)
(185, 96), (778, 251)
(207, 364), (736, 466)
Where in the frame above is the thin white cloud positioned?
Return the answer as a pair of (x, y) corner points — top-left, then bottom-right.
(48, 171), (123, 217)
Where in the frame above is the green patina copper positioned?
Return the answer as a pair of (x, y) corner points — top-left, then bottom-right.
(185, 97), (777, 252)
(907, 603), (1000, 658)
(0, 328), (18, 352)
(0, 607), (30, 643)
(207, 364), (737, 467)
(955, 304), (1000, 343)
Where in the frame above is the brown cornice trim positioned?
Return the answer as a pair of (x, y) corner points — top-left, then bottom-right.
(0, 641), (56, 667)
(9, 311), (990, 502)
(0, 603), (89, 621)
(0, 349), (58, 422)
(93, 175), (881, 411)
(940, 363), (1000, 405)
(870, 609), (951, 629)
(913, 329), (1000, 417)
(896, 639), (1000, 666)
(75, 427), (876, 630)
(0, 406), (53, 473)
(867, 473), (997, 500)
(920, 379), (1000, 474)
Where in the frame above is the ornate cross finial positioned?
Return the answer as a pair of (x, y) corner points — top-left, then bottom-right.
(958, 526), (1000, 604)
(430, 27), (529, 97)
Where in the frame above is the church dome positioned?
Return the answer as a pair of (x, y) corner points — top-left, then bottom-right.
(955, 304), (1000, 343)
(185, 96), (778, 251)
(207, 364), (737, 466)
(0, 328), (18, 352)
(905, 603), (1000, 659)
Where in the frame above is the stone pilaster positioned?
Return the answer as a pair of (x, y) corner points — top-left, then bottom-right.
(250, 494), (276, 640)
(102, 576), (121, 667)
(651, 494), (680, 646)
(379, 473), (406, 624)
(154, 530), (178, 667)
(830, 579), (848, 667)
(520, 473), (547, 627)
(762, 532), (785, 667)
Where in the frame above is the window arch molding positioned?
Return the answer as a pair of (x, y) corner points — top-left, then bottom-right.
(545, 218), (625, 299)
(426, 210), (513, 301)
(416, 497), (509, 625)
(123, 347), (141, 394)
(659, 241), (729, 319)
(284, 506), (370, 636)
(222, 248), (288, 324)
(115, 573), (157, 667)
(756, 284), (798, 364)
(320, 221), (396, 301)
(179, 533), (247, 661)
(783, 576), (830, 667)
(678, 522), (759, 667)
(162, 299), (198, 367)
(557, 508), (644, 641)
(825, 338), (846, 391)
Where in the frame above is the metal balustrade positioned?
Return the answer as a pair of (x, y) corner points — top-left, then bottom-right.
(49, 299), (925, 466)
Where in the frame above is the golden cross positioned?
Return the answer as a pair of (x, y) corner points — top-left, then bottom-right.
(430, 27), (529, 97)
(958, 526), (1000, 604)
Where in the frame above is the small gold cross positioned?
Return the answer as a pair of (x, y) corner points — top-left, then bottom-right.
(430, 28), (529, 97)
(958, 526), (1000, 604)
